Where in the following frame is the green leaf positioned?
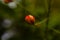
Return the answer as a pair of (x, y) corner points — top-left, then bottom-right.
(48, 10), (60, 29)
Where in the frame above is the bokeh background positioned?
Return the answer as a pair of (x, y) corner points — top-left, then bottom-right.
(0, 0), (60, 40)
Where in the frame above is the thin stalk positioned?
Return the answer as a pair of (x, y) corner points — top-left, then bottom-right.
(45, 0), (52, 40)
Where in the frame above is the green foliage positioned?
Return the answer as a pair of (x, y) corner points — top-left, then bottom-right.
(0, 0), (60, 40)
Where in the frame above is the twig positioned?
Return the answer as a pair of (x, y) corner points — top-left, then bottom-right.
(45, 0), (52, 40)
(35, 18), (47, 27)
(51, 28), (60, 34)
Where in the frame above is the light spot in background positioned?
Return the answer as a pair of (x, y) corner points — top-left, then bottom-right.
(2, 19), (13, 28)
(1, 30), (15, 40)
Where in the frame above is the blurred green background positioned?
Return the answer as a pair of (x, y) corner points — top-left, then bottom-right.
(0, 0), (60, 40)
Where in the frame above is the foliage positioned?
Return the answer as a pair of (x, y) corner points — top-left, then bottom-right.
(0, 0), (60, 40)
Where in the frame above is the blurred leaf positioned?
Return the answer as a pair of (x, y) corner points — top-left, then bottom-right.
(48, 9), (60, 29)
